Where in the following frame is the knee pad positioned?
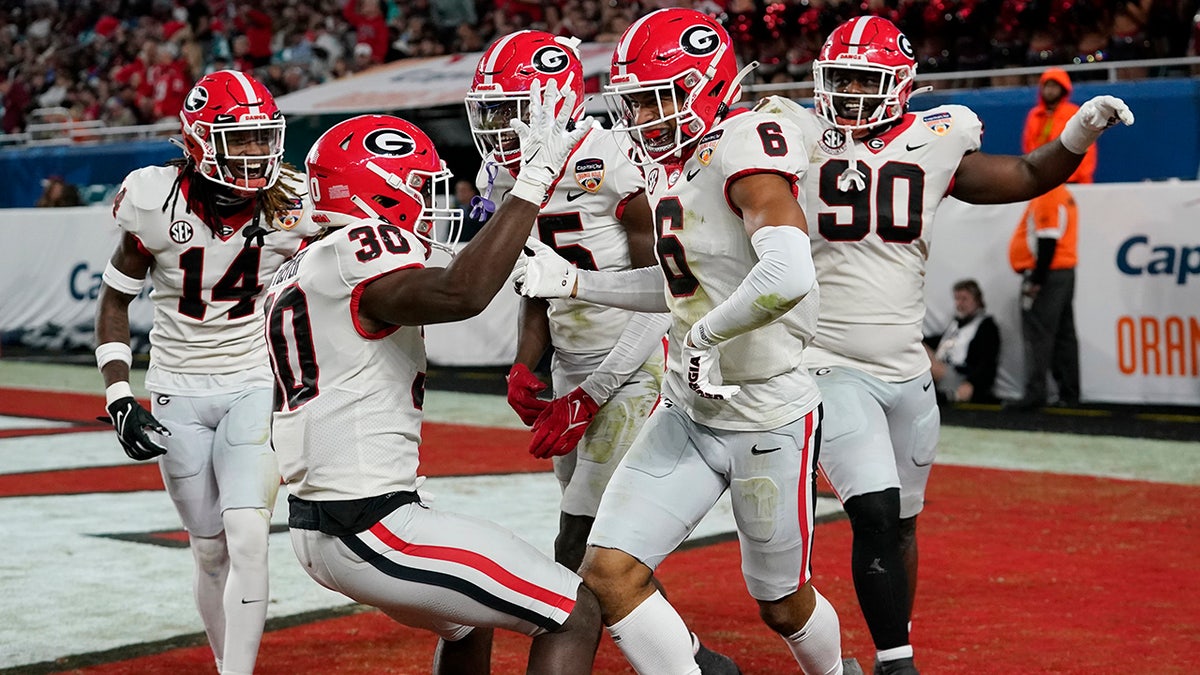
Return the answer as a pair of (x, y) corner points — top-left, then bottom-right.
(223, 508), (271, 564)
(843, 488), (901, 536)
(189, 532), (229, 577)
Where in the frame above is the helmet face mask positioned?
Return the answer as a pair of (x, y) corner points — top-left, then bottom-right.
(306, 115), (463, 256)
(179, 70), (286, 193)
(465, 95), (530, 166)
(813, 17), (917, 131)
(466, 30), (584, 168)
(603, 9), (742, 165)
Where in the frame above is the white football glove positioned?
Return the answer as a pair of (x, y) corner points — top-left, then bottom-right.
(682, 327), (740, 400)
(1059, 95), (1134, 154)
(512, 236), (577, 299)
(509, 78), (596, 205)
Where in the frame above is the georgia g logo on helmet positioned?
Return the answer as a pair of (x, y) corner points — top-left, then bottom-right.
(183, 85), (209, 113)
(531, 45), (570, 74)
(680, 25), (720, 56)
(363, 129), (416, 157)
(897, 33), (915, 60)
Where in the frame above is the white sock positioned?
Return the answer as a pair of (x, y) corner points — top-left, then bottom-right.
(189, 532), (230, 665)
(877, 645), (914, 663)
(220, 508), (271, 674)
(782, 588), (844, 675)
(607, 591), (700, 675)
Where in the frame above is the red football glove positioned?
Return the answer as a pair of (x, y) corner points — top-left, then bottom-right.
(506, 363), (549, 427)
(528, 387), (599, 459)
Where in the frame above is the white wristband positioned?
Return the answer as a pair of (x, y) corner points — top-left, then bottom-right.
(102, 261), (147, 296)
(509, 176), (547, 206)
(105, 381), (134, 406)
(95, 342), (133, 370)
(1058, 114), (1100, 155)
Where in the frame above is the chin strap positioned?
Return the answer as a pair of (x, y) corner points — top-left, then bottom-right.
(470, 161), (499, 223)
(837, 138), (867, 192)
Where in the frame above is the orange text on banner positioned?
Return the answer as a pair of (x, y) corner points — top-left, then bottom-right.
(1115, 315), (1200, 376)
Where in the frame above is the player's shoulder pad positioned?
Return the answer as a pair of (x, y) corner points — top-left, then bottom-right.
(119, 165), (182, 212)
(710, 108), (807, 175)
(910, 104), (983, 152)
(329, 218), (428, 287)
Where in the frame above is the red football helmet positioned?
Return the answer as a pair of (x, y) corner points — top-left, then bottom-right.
(604, 8), (743, 163)
(305, 115), (463, 254)
(813, 16), (918, 131)
(466, 30), (585, 167)
(179, 70), (286, 193)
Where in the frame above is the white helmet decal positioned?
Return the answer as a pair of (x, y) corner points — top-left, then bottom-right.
(183, 85), (208, 113)
(363, 129), (416, 157)
(531, 45), (570, 74)
(680, 25), (719, 56)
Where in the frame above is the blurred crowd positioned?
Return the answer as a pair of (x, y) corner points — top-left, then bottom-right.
(2, 0), (1199, 137)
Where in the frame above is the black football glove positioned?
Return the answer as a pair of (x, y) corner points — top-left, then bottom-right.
(100, 397), (170, 461)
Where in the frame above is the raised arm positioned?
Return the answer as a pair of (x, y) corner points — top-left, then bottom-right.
(952, 95), (1134, 204)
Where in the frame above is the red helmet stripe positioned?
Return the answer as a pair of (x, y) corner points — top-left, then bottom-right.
(614, 12), (656, 68)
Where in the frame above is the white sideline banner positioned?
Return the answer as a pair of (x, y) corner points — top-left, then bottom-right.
(925, 182), (1199, 406)
(0, 206), (517, 366)
(3, 183), (1196, 404)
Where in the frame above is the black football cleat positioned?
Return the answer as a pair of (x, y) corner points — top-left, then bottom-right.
(695, 640), (742, 675)
(873, 656), (919, 675)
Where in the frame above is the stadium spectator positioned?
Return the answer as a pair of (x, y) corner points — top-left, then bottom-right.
(924, 280), (1001, 404)
(36, 175), (83, 207)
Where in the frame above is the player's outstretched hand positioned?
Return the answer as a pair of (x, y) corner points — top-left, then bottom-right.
(1061, 95), (1134, 154)
(512, 237), (577, 299)
(506, 363), (550, 427)
(508, 78), (596, 205)
(102, 397), (170, 461)
(529, 387), (599, 459)
(1076, 95), (1135, 131)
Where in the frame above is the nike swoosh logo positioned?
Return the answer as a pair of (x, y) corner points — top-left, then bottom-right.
(565, 190), (585, 202)
(922, 380), (933, 391)
(241, 598), (265, 604)
(906, 142), (928, 151)
(686, 168), (702, 182)
(114, 409), (127, 433)
(750, 445), (780, 455)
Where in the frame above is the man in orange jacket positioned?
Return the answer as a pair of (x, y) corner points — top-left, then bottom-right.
(1007, 68), (1088, 409)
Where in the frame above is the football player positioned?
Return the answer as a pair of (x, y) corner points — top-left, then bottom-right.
(266, 86), (602, 673)
(756, 16), (1134, 675)
(515, 9), (857, 675)
(466, 31), (671, 573)
(94, 70), (321, 675)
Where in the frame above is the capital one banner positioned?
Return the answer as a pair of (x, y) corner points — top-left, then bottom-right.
(0, 207), (154, 352)
(926, 182), (1199, 406)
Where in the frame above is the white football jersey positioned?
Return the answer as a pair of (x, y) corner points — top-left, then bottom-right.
(113, 166), (313, 394)
(765, 98), (982, 381)
(642, 110), (821, 431)
(477, 128), (646, 361)
(265, 220), (428, 501)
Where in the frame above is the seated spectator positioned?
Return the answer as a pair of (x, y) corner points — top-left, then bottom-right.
(924, 279), (1001, 403)
(36, 175), (84, 207)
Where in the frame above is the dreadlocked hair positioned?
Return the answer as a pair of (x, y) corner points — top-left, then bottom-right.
(160, 157), (302, 233)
